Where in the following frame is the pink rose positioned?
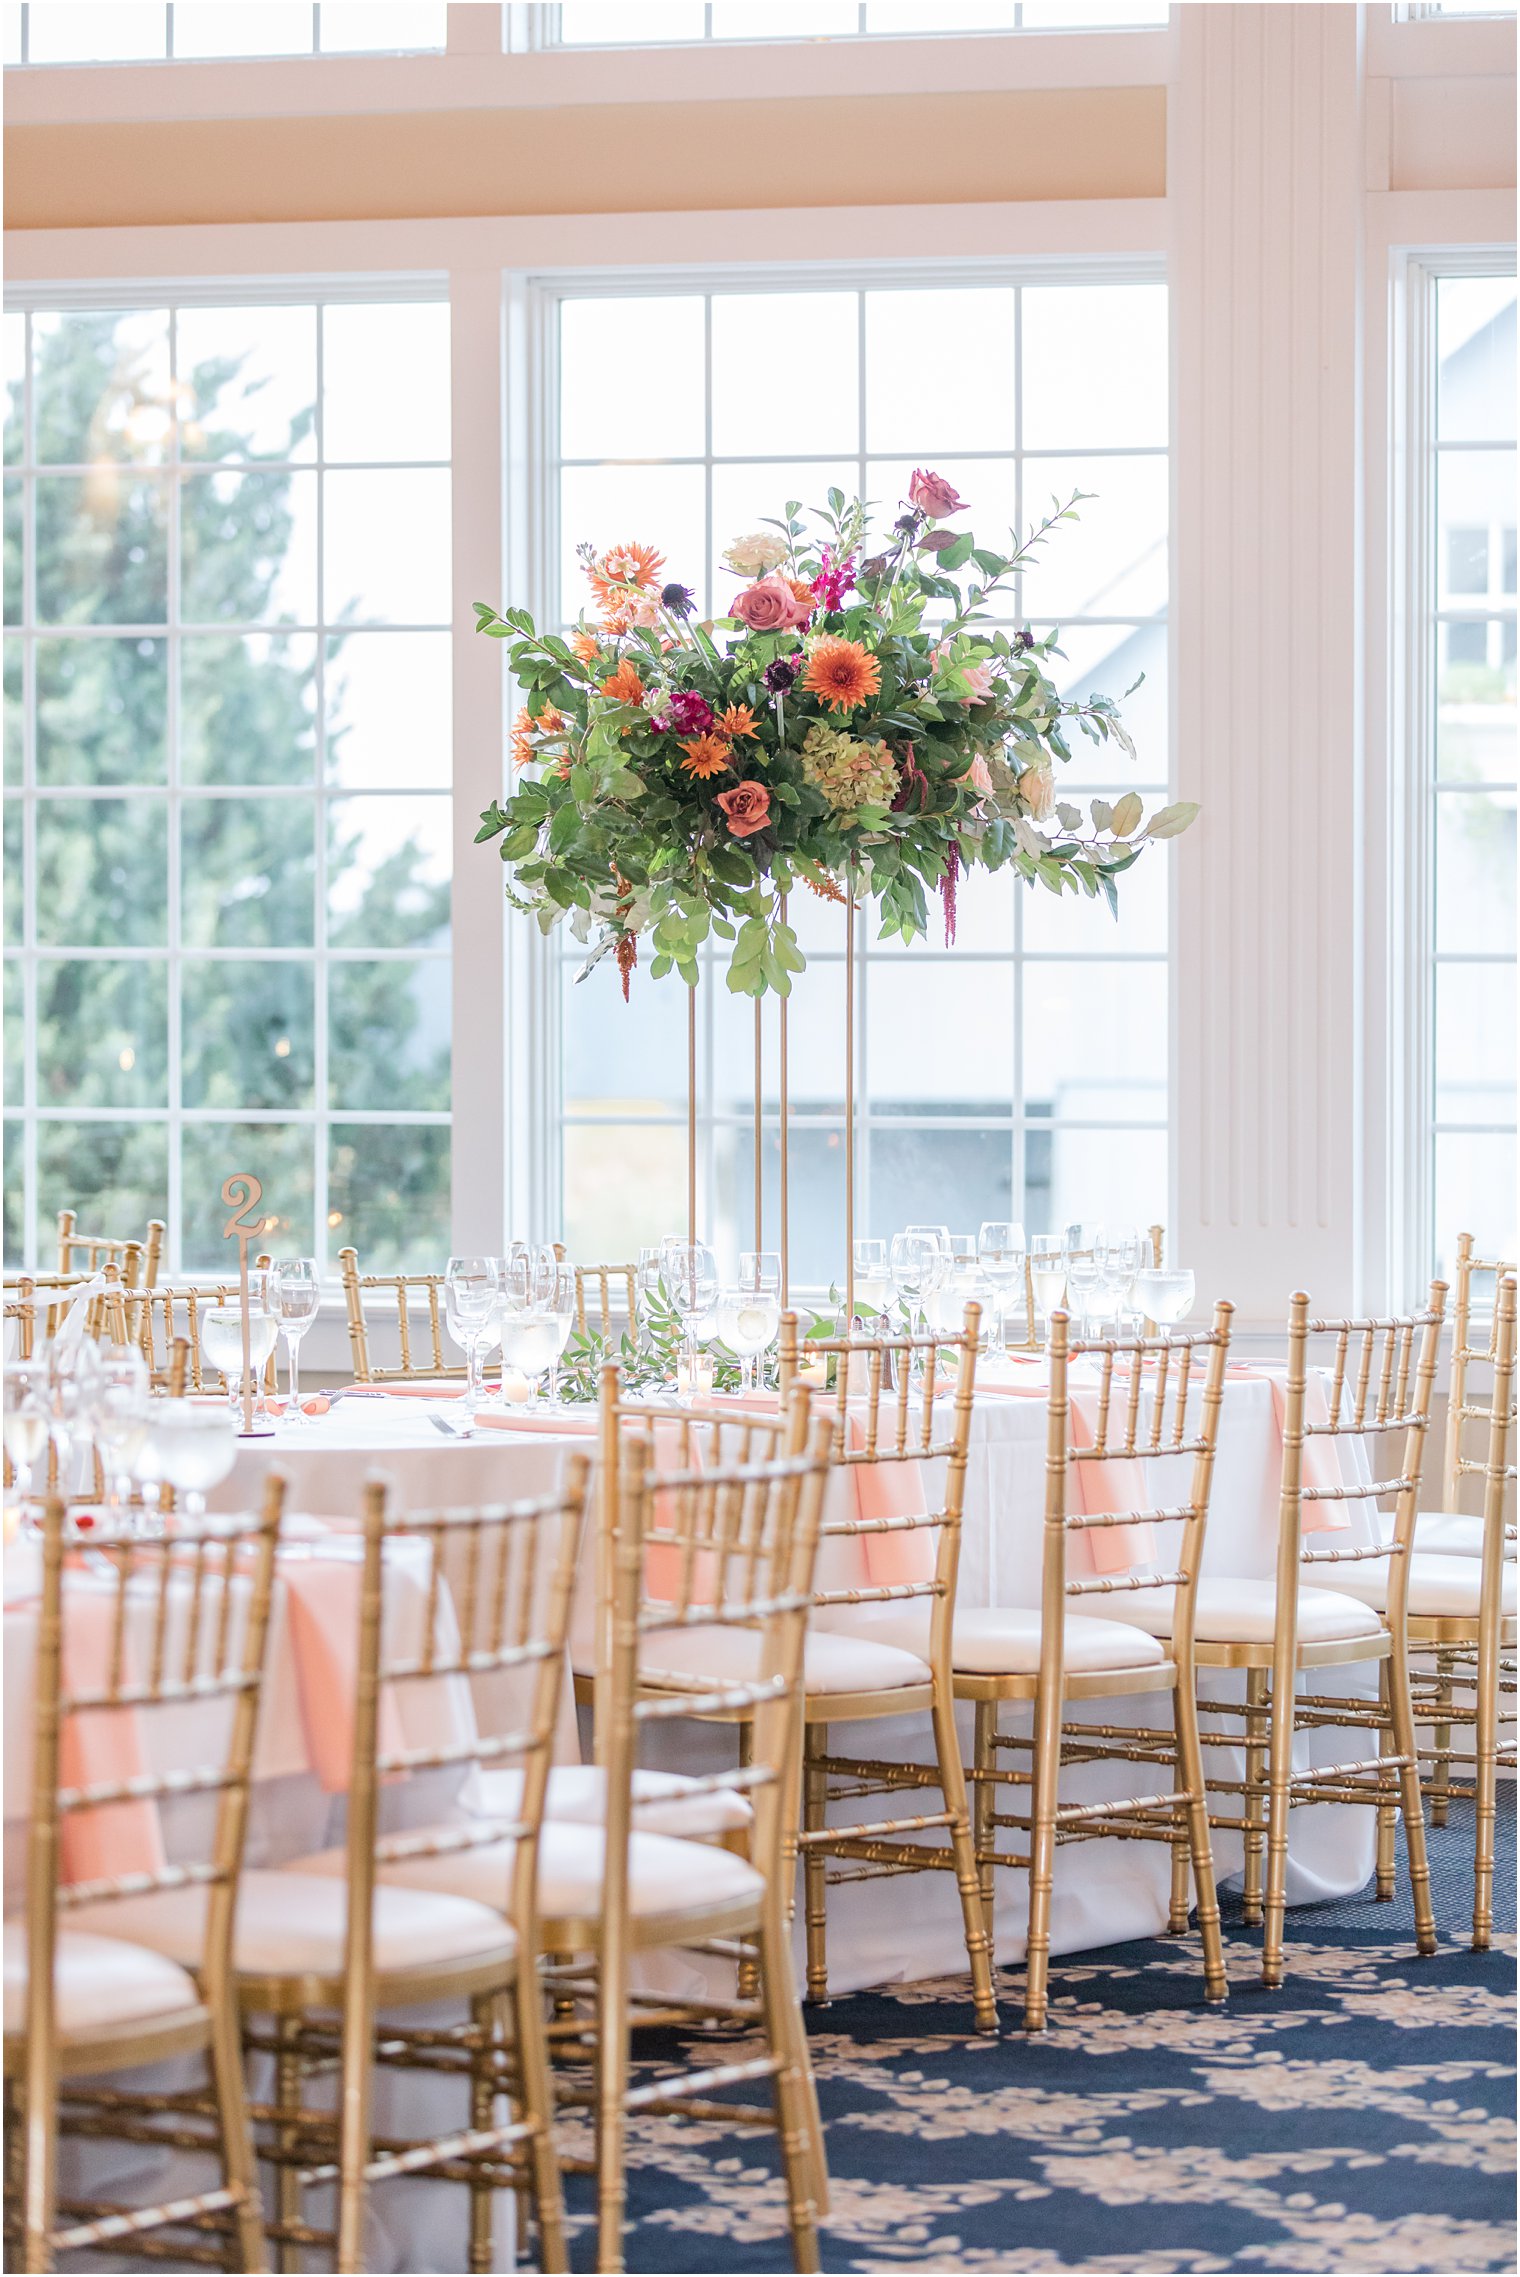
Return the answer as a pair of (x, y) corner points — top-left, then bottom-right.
(1018, 764), (1056, 821)
(730, 573), (812, 634)
(969, 755), (994, 797)
(909, 468), (966, 520)
(715, 781), (772, 839)
(959, 662), (995, 703)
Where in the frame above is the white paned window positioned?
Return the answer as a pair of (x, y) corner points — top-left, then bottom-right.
(1428, 270), (1517, 1276)
(2, 294), (453, 1273)
(551, 1), (1165, 43)
(4, 4), (447, 63)
(547, 276), (1168, 1280)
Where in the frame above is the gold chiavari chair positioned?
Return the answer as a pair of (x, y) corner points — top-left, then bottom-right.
(1313, 1277), (1516, 1948)
(935, 1305), (1235, 2032)
(338, 1244), (464, 1382)
(1088, 1288), (1447, 1987)
(137, 1276), (277, 1395)
(573, 1262), (637, 1341)
(775, 1305), (998, 2032)
(999, 1223), (1167, 1353)
(1416, 1235), (1518, 1558)
(55, 1210), (163, 1290)
(5, 1479), (285, 2275)
(4, 1279), (38, 1359)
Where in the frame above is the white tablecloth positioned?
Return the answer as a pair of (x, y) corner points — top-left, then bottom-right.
(204, 1371), (1383, 1993)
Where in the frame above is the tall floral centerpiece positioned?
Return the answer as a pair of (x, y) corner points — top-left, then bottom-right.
(475, 475), (1196, 1293)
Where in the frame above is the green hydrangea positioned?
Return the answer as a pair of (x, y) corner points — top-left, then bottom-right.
(800, 722), (899, 813)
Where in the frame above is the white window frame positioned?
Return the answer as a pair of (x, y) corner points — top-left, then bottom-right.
(1389, 245), (1518, 1298)
(533, 3), (1170, 49)
(6, 3), (451, 65)
(3, 270), (454, 1277)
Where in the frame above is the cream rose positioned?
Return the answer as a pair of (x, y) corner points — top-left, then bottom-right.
(1017, 764), (1056, 821)
(722, 531), (789, 579)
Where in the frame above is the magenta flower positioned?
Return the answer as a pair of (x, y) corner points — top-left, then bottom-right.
(812, 546), (856, 614)
(653, 689), (715, 736)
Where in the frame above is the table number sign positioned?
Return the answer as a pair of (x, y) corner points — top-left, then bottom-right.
(221, 1172), (273, 1438)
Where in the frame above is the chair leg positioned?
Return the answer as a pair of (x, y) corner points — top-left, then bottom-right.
(1172, 1678), (1227, 2003)
(19, 2060), (56, 2277)
(971, 1700), (998, 1976)
(1474, 1634), (1498, 1952)
(1023, 1682), (1062, 2034)
(757, 1899), (822, 2276)
(206, 1994), (269, 2275)
(596, 1934), (632, 2274)
(1260, 1671), (1295, 1990)
(272, 2013), (305, 2275)
(468, 1993), (496, 2277)
(931, 1685), (998, 2032)
(1387, 1630), (1438, 1958)
(1241, 1667), (1268, 1929)
(1430, 1652), (1455, 1829)
(1376, 1661), (1399, 1901)
(801, 1722), (829, 2008)
(510, 1975), (569, 2274)
(736, 1719), (760, 2004)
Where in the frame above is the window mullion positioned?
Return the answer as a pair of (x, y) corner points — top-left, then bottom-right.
(167, 304), (183, 1275)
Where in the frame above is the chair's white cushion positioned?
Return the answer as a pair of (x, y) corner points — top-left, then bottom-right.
(66, 1870), (515, 1980)
(1317, 1553), (1517, 1620)
(1413, 1512), (1499, 1560)
(1083, 1577), (1384, 1645)
(288, 1820), (764, 1928)
(3, 1922), (201, 2043)
(639, 1622), (931, 1697)
(470, 1764), (752, 1842)
(823, 1603), (1165, 1675)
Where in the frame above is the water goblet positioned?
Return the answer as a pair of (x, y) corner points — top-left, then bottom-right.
(3, 1356), (51, 1533)
(978, 1221), (1027, 1359)
(718, 1283), (781, 1395)
(851, 1239), (891, 1324)
(1029, 1235), (1068, 1334)
(445, 1255), (501, 1430)
(1134, 1266), (1196, 1328)
(203, 1270), (278, 1427)
(94, 1344), (150, 1521)
(665, 1241), (719, 1396)
(498, 1298), (562, 1409)
(546, 1262), (578, 1404)
(147, 1399), (237, 1524)
(271, 1257), (321, 1425)
(46, 1336), (101, 1502)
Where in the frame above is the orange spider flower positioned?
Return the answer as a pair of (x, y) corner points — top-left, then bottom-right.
(678, 734), (732, 781)
(803, 636), (881, 715)
(599, 659), (646, 706)
(570, 628), (600, 664)
(586, 540), (665, 605)
(510, 702), (566, 767)
(715, 703), (759, 740)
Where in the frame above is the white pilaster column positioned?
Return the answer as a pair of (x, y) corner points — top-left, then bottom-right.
(1170, 2), (1367, 1328)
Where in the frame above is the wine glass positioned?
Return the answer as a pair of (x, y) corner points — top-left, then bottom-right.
(978, 1221), (1026, 1360)
(1029, 1235), (1068, 1336)
(497, 1296), (562, 1409)
(445, 1255), (501, 1429)
(546, 1262), (578, 1405)
(889, 1232), (942, 1370)
(851, 1238), (891, 1323)
(665, 1241), (719, 1396)
(738, 1251), (783, 1384)
(718, 1283), (781, 1395)
(271, 1258), (321, 1425)
(147, 1400), (237, 1524)
(94, 1344), (150, 1521)
(1134, 1265), (1196, 1328)
(46, 1336), (101, 1500)
(3, 1356), (51, 1532)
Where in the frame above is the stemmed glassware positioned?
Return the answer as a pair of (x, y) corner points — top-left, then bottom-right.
(3, 1356), (51, 1533)
(202, 1270), (278, 1427)
(737, 1252), (782, 1389)
(271, 1258), (321, 1424)
(145, 1401), (237, 1525)
(94, 1344), (151, 1521)
(977, 1220), (1026, 1361)
(543, 1262), (579, 1405)
(851, 1239), (891, 1322)
(889, 1230), (942, 1349)
(664, 1241), (719, 1398)
(720, 1256), (782, 1395)
(1134, 1260), (1196, 1327)
(445, 1255), (501, 1430)
(1028, 1235), (1068, 1335)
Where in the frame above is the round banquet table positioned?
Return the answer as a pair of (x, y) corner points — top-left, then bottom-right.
(205, 1368), (1383, 1996)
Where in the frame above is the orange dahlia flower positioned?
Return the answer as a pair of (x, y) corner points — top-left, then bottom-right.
(599, 660), (646, 705)
(715, 703), (759, 740)
(586, 540), (665, 605)
(803, 637), (881, 715)
(678, 734), (732, 781)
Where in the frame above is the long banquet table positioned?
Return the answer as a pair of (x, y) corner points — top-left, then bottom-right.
(196, 1365), (1382, 1990)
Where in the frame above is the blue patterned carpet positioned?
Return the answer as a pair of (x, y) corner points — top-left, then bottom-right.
(571, 1802), (1516, 2273)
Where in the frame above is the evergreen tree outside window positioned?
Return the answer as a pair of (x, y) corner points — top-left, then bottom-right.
(2, 295), (452, 1272)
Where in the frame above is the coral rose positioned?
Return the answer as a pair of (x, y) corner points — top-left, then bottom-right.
(730, 573), (813, 635)
(968, 755), (994, 797)
(715, 781), (772, 839)
(909, 468), (966, 520)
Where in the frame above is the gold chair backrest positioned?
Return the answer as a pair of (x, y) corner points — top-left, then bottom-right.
(24, 1477), (285, 2136)
(1443, 1234), (1518, 1514)
(573, 1262), (637, 1340)
(1042, 1304), (1234, 1653)
(335, 1465), (588, 2261)
(1479, 1273), (1517, 1567)
(338, 1245), (462, 1383)
(606, 1390), (830, 1883)
(1001, 1222), (1167, 1352)
(55, 1209), (164, 1290)
(137, 1279), (255, 1393)
(776, 1302), (981, 1672)
(1287, 1284), (1447, 1620)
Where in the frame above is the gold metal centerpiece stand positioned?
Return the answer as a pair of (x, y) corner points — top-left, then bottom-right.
(221, 1172), (274, 1438)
